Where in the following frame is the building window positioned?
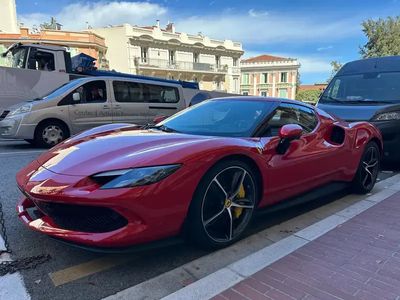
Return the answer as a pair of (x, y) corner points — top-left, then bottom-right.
(242, 91), (249, 96)
(261, 91), (267, 97)
(278, 88), (288, 98)
(234, 78), (238, 92)
(169, 50), (175, 64)
(141, 47), (148, 63)
(280, 72), (288, 83)
(233, 58), (238, 67)
(242, 73), (249, 84)
(261, 73), (268, 84)
(215, 55), (220, 68)
(193, 53), (199, 63)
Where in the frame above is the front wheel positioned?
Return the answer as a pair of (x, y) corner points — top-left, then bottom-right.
(186, 160), (258, 249)
(34, 121), (69, 148)
(352, 141), (380, 194)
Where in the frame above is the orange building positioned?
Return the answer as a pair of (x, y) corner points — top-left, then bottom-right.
(240, 54), (300, 99)
(0, 27), (108, 68)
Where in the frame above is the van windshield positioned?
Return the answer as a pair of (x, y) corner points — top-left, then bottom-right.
(38, 79), (86, 100)
(320, 72), (400, 104)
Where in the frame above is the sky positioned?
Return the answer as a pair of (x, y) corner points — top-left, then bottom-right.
(14, 0), (400, 84)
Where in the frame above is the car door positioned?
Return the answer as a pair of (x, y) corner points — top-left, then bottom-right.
(67, 80), (113, 133)
(111, 80), (183, 125)
(260, 103), (344, 204)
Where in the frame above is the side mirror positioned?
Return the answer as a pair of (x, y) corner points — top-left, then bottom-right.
(153, 115), (167, 124)
(277, 124), (303, 154)
(72, 92), (81, 102)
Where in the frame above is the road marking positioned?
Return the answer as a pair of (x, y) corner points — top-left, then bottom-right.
(0, 150), (44, 156)
(49, 254), (136, 287)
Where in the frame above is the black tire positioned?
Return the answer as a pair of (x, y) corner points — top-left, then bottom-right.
(186, 160), (259, 249)
(352, 141), (380, 194)
(34, 120), (69, 148)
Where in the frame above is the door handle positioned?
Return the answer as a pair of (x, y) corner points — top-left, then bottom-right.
(114, 105), (121, 109)
(103, 105), (110, 109)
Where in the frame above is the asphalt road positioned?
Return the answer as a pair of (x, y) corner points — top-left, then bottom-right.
(0, 139), (397, 300)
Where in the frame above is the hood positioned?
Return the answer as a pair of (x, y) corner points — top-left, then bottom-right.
(317, 102), (400, 121)
(36, 128), (215, 176)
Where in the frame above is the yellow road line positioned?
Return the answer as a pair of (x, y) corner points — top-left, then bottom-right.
(49, 255), (135, 287)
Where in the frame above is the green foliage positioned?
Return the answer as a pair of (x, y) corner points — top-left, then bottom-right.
(296, 89), (321, 104)
(327, 60), (343, 82)
(361, 17), (400, 58)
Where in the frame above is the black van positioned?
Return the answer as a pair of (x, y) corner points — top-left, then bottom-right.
(317, 56), (400, 162)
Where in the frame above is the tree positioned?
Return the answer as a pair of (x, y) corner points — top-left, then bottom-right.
(327, 60), (342, 82)
(360, 17), (400, 58)
(295, 89), (321, 104)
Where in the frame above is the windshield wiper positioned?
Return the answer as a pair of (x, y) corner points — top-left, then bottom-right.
(142, 124), (179, 133)
(344, 99), (395, 104)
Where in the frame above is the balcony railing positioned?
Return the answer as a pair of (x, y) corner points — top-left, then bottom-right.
(136, 58), (228, 73)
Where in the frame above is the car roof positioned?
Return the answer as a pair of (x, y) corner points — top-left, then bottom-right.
(210, 96), (316, 110)
(337, 55), (400, 76)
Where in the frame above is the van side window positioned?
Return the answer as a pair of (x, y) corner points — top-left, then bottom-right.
(74, 81), (107, 103)
(113, 81), (179, 103)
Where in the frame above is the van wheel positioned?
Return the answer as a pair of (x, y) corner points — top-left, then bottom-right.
(34, 121), (69, 148)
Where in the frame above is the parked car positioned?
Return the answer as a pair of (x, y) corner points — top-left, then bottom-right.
(0, 76), (221, 147)
(17, 97), (382, 250)
(317, 56), (400, 162)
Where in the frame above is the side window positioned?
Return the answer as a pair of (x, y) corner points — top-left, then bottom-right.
(113, 81), (179, 103)
(263, 104), (318, 136)
(73, 80), (107, 104)
(27, 50), (55, 71)
(294, 105), (319, 133)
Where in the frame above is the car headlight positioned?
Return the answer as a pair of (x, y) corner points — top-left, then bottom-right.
(372, 111), (400, 121)
(92, 164), (181, 189)
(8, 104), (32, 116)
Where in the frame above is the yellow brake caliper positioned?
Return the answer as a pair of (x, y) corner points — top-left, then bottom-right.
(233, 184), (245, 218)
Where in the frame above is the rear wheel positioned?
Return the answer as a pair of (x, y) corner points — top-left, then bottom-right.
(186, 160), (258, 249)
(34, 121), (69, 148)
(352, 141), (380, 194)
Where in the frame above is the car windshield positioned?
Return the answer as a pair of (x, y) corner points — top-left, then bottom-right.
(11, 47), (28, 68)
(158, 99), (274, 137)
(320, 72), (400, 104)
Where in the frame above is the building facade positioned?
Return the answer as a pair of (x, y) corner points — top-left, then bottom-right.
(0, 0), (18, 34)
(91, 22), (243, 93)
(240, 55), (300, 99)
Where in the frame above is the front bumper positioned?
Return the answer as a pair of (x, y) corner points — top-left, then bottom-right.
(0, 115), (36, 139)
(16, 162), (195, 248)
(371, 120), (400, 162)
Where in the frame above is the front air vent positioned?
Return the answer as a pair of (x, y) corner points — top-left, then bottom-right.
(0, 110), (10, 120)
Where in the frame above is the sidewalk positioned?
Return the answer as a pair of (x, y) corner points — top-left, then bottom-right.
(165, 176), (400, 300)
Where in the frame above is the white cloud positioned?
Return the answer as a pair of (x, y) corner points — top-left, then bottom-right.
(19, 1), (167, 30)
(317, 45), (333, 51)
(248, 9), (269, 17)
(176, 13), (360, 45)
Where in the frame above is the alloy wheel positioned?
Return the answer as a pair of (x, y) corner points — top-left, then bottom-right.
(201, 166), (256, 243)
(361, 146), (379, 190)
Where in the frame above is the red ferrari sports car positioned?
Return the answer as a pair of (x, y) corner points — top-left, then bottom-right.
(16, 97), (382, 249)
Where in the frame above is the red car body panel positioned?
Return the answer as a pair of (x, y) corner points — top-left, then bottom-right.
(16, 99), (383, 248)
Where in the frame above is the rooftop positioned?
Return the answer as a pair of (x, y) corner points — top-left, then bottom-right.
(241, 54), (295, 63)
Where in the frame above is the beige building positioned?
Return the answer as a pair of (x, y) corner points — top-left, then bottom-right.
(240, 55), (300, 99)
(0, 0), (19, 34)
(91, 22), (243, 93)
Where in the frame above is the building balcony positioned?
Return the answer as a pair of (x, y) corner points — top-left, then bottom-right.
(135, 58), (228, 74)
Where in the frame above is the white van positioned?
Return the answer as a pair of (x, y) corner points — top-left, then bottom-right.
(0, 76), (210, 147)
